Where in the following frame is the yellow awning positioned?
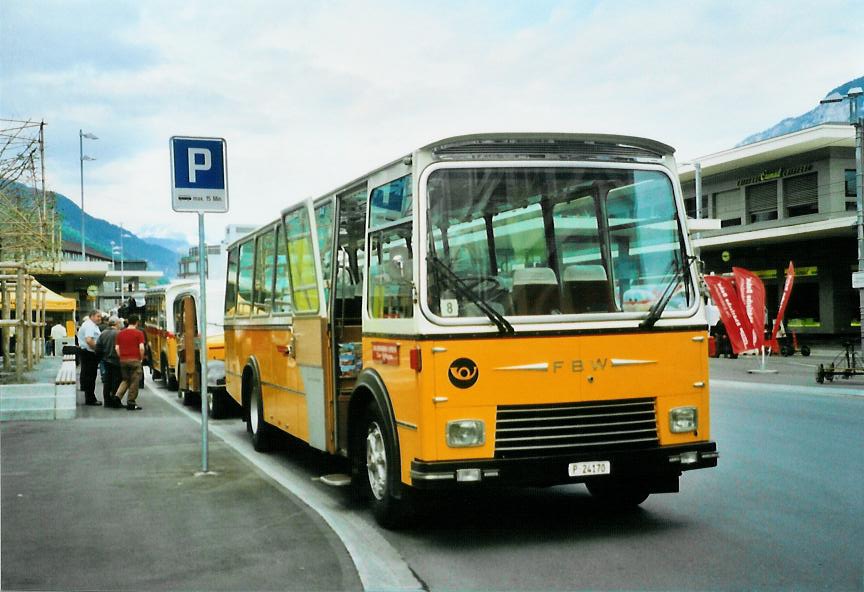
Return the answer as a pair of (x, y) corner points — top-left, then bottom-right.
(4, 285), (77, 312)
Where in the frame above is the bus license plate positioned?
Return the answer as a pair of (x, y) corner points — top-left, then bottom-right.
(568, 461), (610, 477)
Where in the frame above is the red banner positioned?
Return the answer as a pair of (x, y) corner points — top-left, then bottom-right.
(770, 262), (795, 342)
(732, 267), (766, 349)
(704, 275), (757, 354)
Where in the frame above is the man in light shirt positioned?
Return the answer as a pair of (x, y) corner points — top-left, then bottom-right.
(49, 321), (67, 356)
(77, 310), (103, 406)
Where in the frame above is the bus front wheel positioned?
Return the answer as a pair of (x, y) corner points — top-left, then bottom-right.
(586, 477), (650, 508)
(357, 401), (411, 529)
(247, 378), (274, 452)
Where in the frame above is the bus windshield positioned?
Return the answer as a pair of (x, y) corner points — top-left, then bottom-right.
(425, 166), (692, 321)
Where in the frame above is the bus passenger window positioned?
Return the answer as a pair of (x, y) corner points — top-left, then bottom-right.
(273, 223), (294, 314)
(368, 228), (413, 319)
(253, 230), (276, 316)
(224, 248), (239, 316)
(237, 240), (254, 316)
(285, 208), (320, 314)
(315, 201), (334, 303)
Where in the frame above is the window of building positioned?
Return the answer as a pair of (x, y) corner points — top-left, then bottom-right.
(684, 194), (708, 219)
(746, 181), (778, 223)
(846, 169), (859, 212)
(713, 188), (742, 227)
(784, 172), (818, 217)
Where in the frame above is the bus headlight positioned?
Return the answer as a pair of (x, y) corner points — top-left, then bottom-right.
(669, 406), (698, 433)
(446, 420), (485, 447)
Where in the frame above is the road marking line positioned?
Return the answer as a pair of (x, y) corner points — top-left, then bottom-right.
(143, 381), (423, 592)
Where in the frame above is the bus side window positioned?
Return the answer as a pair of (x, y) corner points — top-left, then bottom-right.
(253, 229), (276, 316)
(368, 228), (413, 319)
(368, 175), (414, 320)
(225, 247), (239, 316)
(237, 240), (254, 316)
(273, 222), (294, 315)
(315, 201), (334, 304)
(285, 207), (320, 314)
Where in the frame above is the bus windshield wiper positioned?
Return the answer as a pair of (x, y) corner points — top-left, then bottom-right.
(427, 254), (514, 335)
(639, 255), (697, 329)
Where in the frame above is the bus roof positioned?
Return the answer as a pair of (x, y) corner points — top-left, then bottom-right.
(227, 133), (676, 251)
(419, 133), (675, 159)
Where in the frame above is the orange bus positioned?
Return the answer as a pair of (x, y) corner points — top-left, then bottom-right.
(223, 133), (718, 527)
(144, 280), (196, 390)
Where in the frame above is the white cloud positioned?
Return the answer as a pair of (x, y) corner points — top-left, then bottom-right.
(2, 0), (863, 244)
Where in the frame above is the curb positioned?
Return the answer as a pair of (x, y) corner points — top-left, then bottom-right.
(146, 382), (423, 592)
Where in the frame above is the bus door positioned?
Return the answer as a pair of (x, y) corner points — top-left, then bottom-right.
(281, 207), (328, 451)
(321, 187), (366, 454)
(176, 294), (199, 395)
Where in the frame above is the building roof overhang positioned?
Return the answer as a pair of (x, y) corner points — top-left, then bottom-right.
(694, 214), (856, 250)
(680, 124), (855, 182)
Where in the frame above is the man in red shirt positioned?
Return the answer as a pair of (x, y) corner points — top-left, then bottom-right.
(114, 314), (146, 411)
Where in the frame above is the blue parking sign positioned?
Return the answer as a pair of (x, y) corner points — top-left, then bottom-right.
(170, 136), (228, 213)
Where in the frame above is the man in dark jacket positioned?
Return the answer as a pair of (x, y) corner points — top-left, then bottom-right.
(95, 316), (123, 407)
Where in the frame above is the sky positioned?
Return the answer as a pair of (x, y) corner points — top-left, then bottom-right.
(1, 0), (863, 245)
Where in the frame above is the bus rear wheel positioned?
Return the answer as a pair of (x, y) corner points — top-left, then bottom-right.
(247, 378), (275, 452)
(208, 388), (233, 419)
(356, 401), (411, 529)
(586, 477), (650, 508)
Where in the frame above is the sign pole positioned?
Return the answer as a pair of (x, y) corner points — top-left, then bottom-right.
(198, 211), (209, 473)
(170, 135), (227, 477)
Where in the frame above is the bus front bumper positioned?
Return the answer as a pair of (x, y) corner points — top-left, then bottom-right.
(409, 441), (717, 489)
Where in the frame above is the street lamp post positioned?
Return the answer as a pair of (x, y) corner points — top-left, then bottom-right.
(79, 129), (98, 260)
(821, 87), (864, 348)
(116, 227), (133, 307)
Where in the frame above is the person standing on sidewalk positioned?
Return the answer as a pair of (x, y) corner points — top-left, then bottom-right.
(49, 321), (67, 356)
(114, 314), (145, 411)
(96, 316), (123, 408)
(77, 310), (103, 406)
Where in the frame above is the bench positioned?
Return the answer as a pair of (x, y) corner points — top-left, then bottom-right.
(54, 356), (77, 419)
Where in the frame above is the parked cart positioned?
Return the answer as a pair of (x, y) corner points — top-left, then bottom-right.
(816, 341), (864, 383)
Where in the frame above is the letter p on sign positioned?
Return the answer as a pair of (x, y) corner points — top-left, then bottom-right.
(187, 148), (211, 183)
(170, 136), (228, 213)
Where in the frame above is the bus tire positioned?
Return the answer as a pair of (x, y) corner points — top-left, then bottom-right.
(160, 354), (169, 388)
(586, 477), (650, 508)
(247, 377), (275, 452)
(801, 345), (811, 357)
(182, 389), (199, 407)
(208, 388), (232, 419)
(357, 401), (412, 529)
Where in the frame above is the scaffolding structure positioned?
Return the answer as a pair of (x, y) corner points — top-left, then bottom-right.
(0, 262), (49, 382)
(0, 119), (60, 268)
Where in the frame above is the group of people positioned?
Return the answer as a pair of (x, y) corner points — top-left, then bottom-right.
(76, 310), (146, 411)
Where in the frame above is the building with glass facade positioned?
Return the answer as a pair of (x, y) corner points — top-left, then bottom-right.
(681, 124), (859, 337)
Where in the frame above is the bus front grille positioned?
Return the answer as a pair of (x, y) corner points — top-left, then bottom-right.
(494, 398), (658, 459)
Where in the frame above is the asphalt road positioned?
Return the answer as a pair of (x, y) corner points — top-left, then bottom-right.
(154, 359), (864, 592)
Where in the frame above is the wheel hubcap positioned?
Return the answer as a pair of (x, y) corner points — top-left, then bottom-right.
(366, 421), (387, 500)
(249, 390), (259, 434)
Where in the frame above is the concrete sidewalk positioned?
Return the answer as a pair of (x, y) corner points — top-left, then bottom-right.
(0, 379), (362, 591)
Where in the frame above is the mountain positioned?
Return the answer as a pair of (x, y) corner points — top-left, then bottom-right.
(52, 191), (180, 278)
(737, 75), (863, 146)
(136, 233), (191, 256)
